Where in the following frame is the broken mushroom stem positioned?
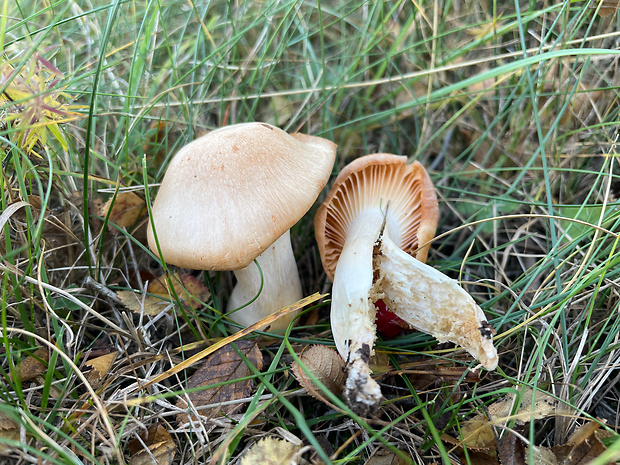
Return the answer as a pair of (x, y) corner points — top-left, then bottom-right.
(316, 154), (498, 416)
(334, 218), (499, 415)
(331, 210), (387, 414)
(227, 230), (303, 332)
(373, 233), (499, 371)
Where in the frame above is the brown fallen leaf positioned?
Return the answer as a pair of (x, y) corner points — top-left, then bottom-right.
(364, 447), (411, 465)
(240, 437), (301, 465)
(497, 425), (527, 465)
(443, 387), (557, 461)
(460, 414), (497, 451)
(291, 345), (345, 401)
(148, 273), (211, 310)
(84, 352), (117, 390)
(98, 191), (146, 229)
(117, 290), (172, 317)
(176, 341), (263, 424)
(128, 424), (176, 465)
(19, 347), (49, 383)
(488, 387), (557, 425)
(526, 446), (559, 465)
(552, 421), (615, 465)
(592, 0), (619, 16)
(0, 409), (20, 454)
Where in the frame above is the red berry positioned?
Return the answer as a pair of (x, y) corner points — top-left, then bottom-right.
(375, 299), (408, 339)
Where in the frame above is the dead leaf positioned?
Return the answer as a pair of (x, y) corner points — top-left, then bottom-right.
(240, 437), (301, 465)
(498, 428), (527, 465)
(176, 341), (263, 424)
(526, 446), (559, 465)
(0, 409), (20, 454)
(369, 350), (392, 375)
(291, 345), (345, 401)
(148, 273), (211, 310)
(98, 191), (146, 229)
(443, 387), (557, 462)
(459, 449), (501, 465)
(592, 0), (619, 16)
(19, 347), (48, 383)
(488, 387), (557, 425)
(460, 415), (497, 451)
(84, 352), (117, 390)
(552, 421), (615, 465)
(364, 447), (411, 464)
(117, 290), (171, 317)
(128, 424), (176, 465)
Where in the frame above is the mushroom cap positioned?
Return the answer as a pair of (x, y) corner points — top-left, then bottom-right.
(147, 122), (337, 270)
(314, 153), (438, 281)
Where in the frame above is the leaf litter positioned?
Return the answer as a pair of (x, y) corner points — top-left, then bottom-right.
(443, 386), (618, 465)
(4, 2), (620, 463)
(176, 340), (263, 425)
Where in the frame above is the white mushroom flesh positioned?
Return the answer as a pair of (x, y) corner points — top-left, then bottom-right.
(373, 234), (499, 370)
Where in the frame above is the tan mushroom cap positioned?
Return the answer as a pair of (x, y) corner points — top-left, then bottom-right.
(147, 122), (337, 270)
(314, 153), (439, 281)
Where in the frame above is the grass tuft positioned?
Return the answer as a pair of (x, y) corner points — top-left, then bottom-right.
(1, 0), (620, 463)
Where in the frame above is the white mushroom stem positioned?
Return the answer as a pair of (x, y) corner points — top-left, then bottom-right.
(331, 209), (386, 415)
(227, 230), (302, 332)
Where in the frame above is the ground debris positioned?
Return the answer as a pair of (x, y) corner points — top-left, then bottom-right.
(291, 344), (345, 402)
(240, 437), (301, 465)
(176, 340), (263, 425)
(127, 424), (176, 465)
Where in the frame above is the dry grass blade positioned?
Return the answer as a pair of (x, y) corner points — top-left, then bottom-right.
(4, 329), (124, 464)
(0, 201), (30, 231)
(5, 0), (620, 462)
(0, 262), (131, 337)
(139, 292), (324, 392)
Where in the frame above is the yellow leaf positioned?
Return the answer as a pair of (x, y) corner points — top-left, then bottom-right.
(84, 352), (117, 390)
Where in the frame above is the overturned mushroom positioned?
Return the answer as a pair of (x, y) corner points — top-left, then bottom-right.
(315, 154), (498, 416)
(147, 122), (336, 331)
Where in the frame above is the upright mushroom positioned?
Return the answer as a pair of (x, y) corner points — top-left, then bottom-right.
(147, 122), (336, 331)
(315, 154), (498, 416)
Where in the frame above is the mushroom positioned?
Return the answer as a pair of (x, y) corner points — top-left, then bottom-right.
(315, 154), (498, 416)
(147, 122), (336, 331)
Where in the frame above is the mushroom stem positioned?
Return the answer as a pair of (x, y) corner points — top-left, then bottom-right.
(227, 230), (303, 332)
(331, 209), (387, 416)
(331, 210), (499, 415)
(373, 234), (499, 370)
